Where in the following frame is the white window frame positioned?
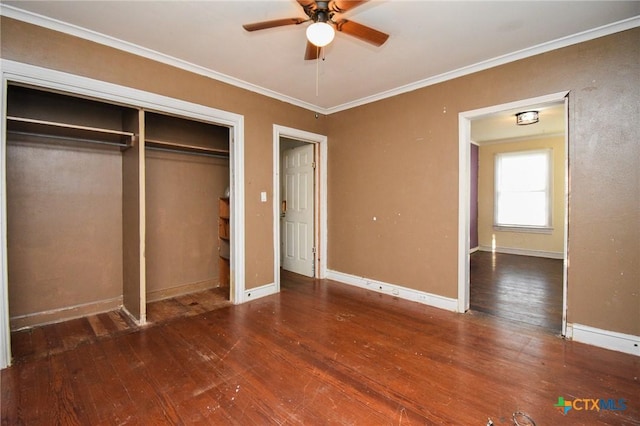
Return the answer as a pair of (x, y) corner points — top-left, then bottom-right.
(494, 148), (553, 233)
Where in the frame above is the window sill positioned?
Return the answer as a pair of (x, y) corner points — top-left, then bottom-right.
(493, 225), (554, 234)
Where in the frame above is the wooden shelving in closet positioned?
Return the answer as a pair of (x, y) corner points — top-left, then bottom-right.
(218, 197), (230, 290)
(144, 111), (230, 158)
(6, 86), (136, 149)
(144, 138), (229, 157)
(5, 85), (232, 331)
(6, 116), (135, 148)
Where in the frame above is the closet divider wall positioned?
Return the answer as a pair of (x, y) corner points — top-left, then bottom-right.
(122, 109), (145, 321)
(5, 85), (230, 330)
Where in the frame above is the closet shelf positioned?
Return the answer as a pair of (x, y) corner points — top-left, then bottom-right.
(145, 138), (230, 158)
(6, 116), (135, 148)
(219, 197), (230, 289)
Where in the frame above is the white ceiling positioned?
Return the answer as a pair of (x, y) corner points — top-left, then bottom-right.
(1, 1), (639, 117)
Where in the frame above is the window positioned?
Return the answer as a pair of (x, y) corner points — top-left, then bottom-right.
(494, 149), (552, 231)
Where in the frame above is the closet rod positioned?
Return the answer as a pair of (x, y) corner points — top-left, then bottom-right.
(7, 130), (131, 149)
(145, 145), (229, 159)
(145, 139), (229, 155)
(7, 116), (135, 138)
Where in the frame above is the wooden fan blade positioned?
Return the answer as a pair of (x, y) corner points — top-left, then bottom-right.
(297, 0), (317, 18)
(305, 41), (320, 60)
(297, 0), (317, 10)
(335, 19), (389, 46)
(330, 0), (368, 13)
(243, 18), (306, 32)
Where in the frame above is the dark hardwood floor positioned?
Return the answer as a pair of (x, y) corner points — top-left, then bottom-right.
(2, 272), (638, 425)
(470, 251), (563, 332)
(10, 287), (230, 363)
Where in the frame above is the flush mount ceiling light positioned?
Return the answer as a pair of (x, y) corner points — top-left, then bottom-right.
(516, 111), (539, 125)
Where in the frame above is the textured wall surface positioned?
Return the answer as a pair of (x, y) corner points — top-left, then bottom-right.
(2, 18), (638, 336)
(327, 29), (639, 335)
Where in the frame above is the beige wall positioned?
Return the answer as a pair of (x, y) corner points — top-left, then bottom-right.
(327, 28), (639, 336)
(1, 19), (638, 337)
(7, 139), (123, 318)
(478, 136), (565, 256)
(145, 150), (229, 299)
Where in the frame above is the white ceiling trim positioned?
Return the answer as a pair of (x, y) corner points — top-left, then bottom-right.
(2, 4), (638, 115)
(326, 15), (640, 114)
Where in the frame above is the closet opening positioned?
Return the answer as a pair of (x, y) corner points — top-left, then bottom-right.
(6, 85), (138, 332)
(5, 84), (232, 363)
(144, 111), (232, 321)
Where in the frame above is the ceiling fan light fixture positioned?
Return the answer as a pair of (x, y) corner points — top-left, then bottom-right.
(306, 22), (335, 47)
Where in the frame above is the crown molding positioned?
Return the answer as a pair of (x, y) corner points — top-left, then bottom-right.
(2, 4), (638, 115)
(0, 4), (321, 113)
(324, 15), (640, 114)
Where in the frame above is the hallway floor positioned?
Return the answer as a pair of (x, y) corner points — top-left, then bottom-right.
(470, 251), (563, 333)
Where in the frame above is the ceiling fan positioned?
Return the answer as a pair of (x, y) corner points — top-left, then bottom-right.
(242, 0), (389, 60)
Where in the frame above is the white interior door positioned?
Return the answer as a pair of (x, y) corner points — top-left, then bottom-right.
(281, 144), (314, 277)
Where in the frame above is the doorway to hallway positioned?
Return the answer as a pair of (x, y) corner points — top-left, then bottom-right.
(272, 125), (328, 292)
(458, 91), (569, 335)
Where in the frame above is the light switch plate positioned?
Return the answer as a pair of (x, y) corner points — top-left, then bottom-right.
(260, 191), (267, 202)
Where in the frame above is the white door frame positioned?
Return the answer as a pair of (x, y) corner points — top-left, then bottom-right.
(273, 125), (327, 291)
(0, 59), (246, 368)
(457, 91), (569, 335)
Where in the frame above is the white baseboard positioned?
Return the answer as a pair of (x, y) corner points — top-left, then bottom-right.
(10, 296), (123, 331)
(122, 305), (145, 327)
(326, 270), (458, 312)
(244, 282), (277, 302)
(470, 246), (480, 254)
(478, 245), (564, 259)
(567, 323), (640, 356)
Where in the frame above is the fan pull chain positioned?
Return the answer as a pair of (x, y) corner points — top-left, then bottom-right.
(315, 46), (320, 97)
(315, 46), (327, 97)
